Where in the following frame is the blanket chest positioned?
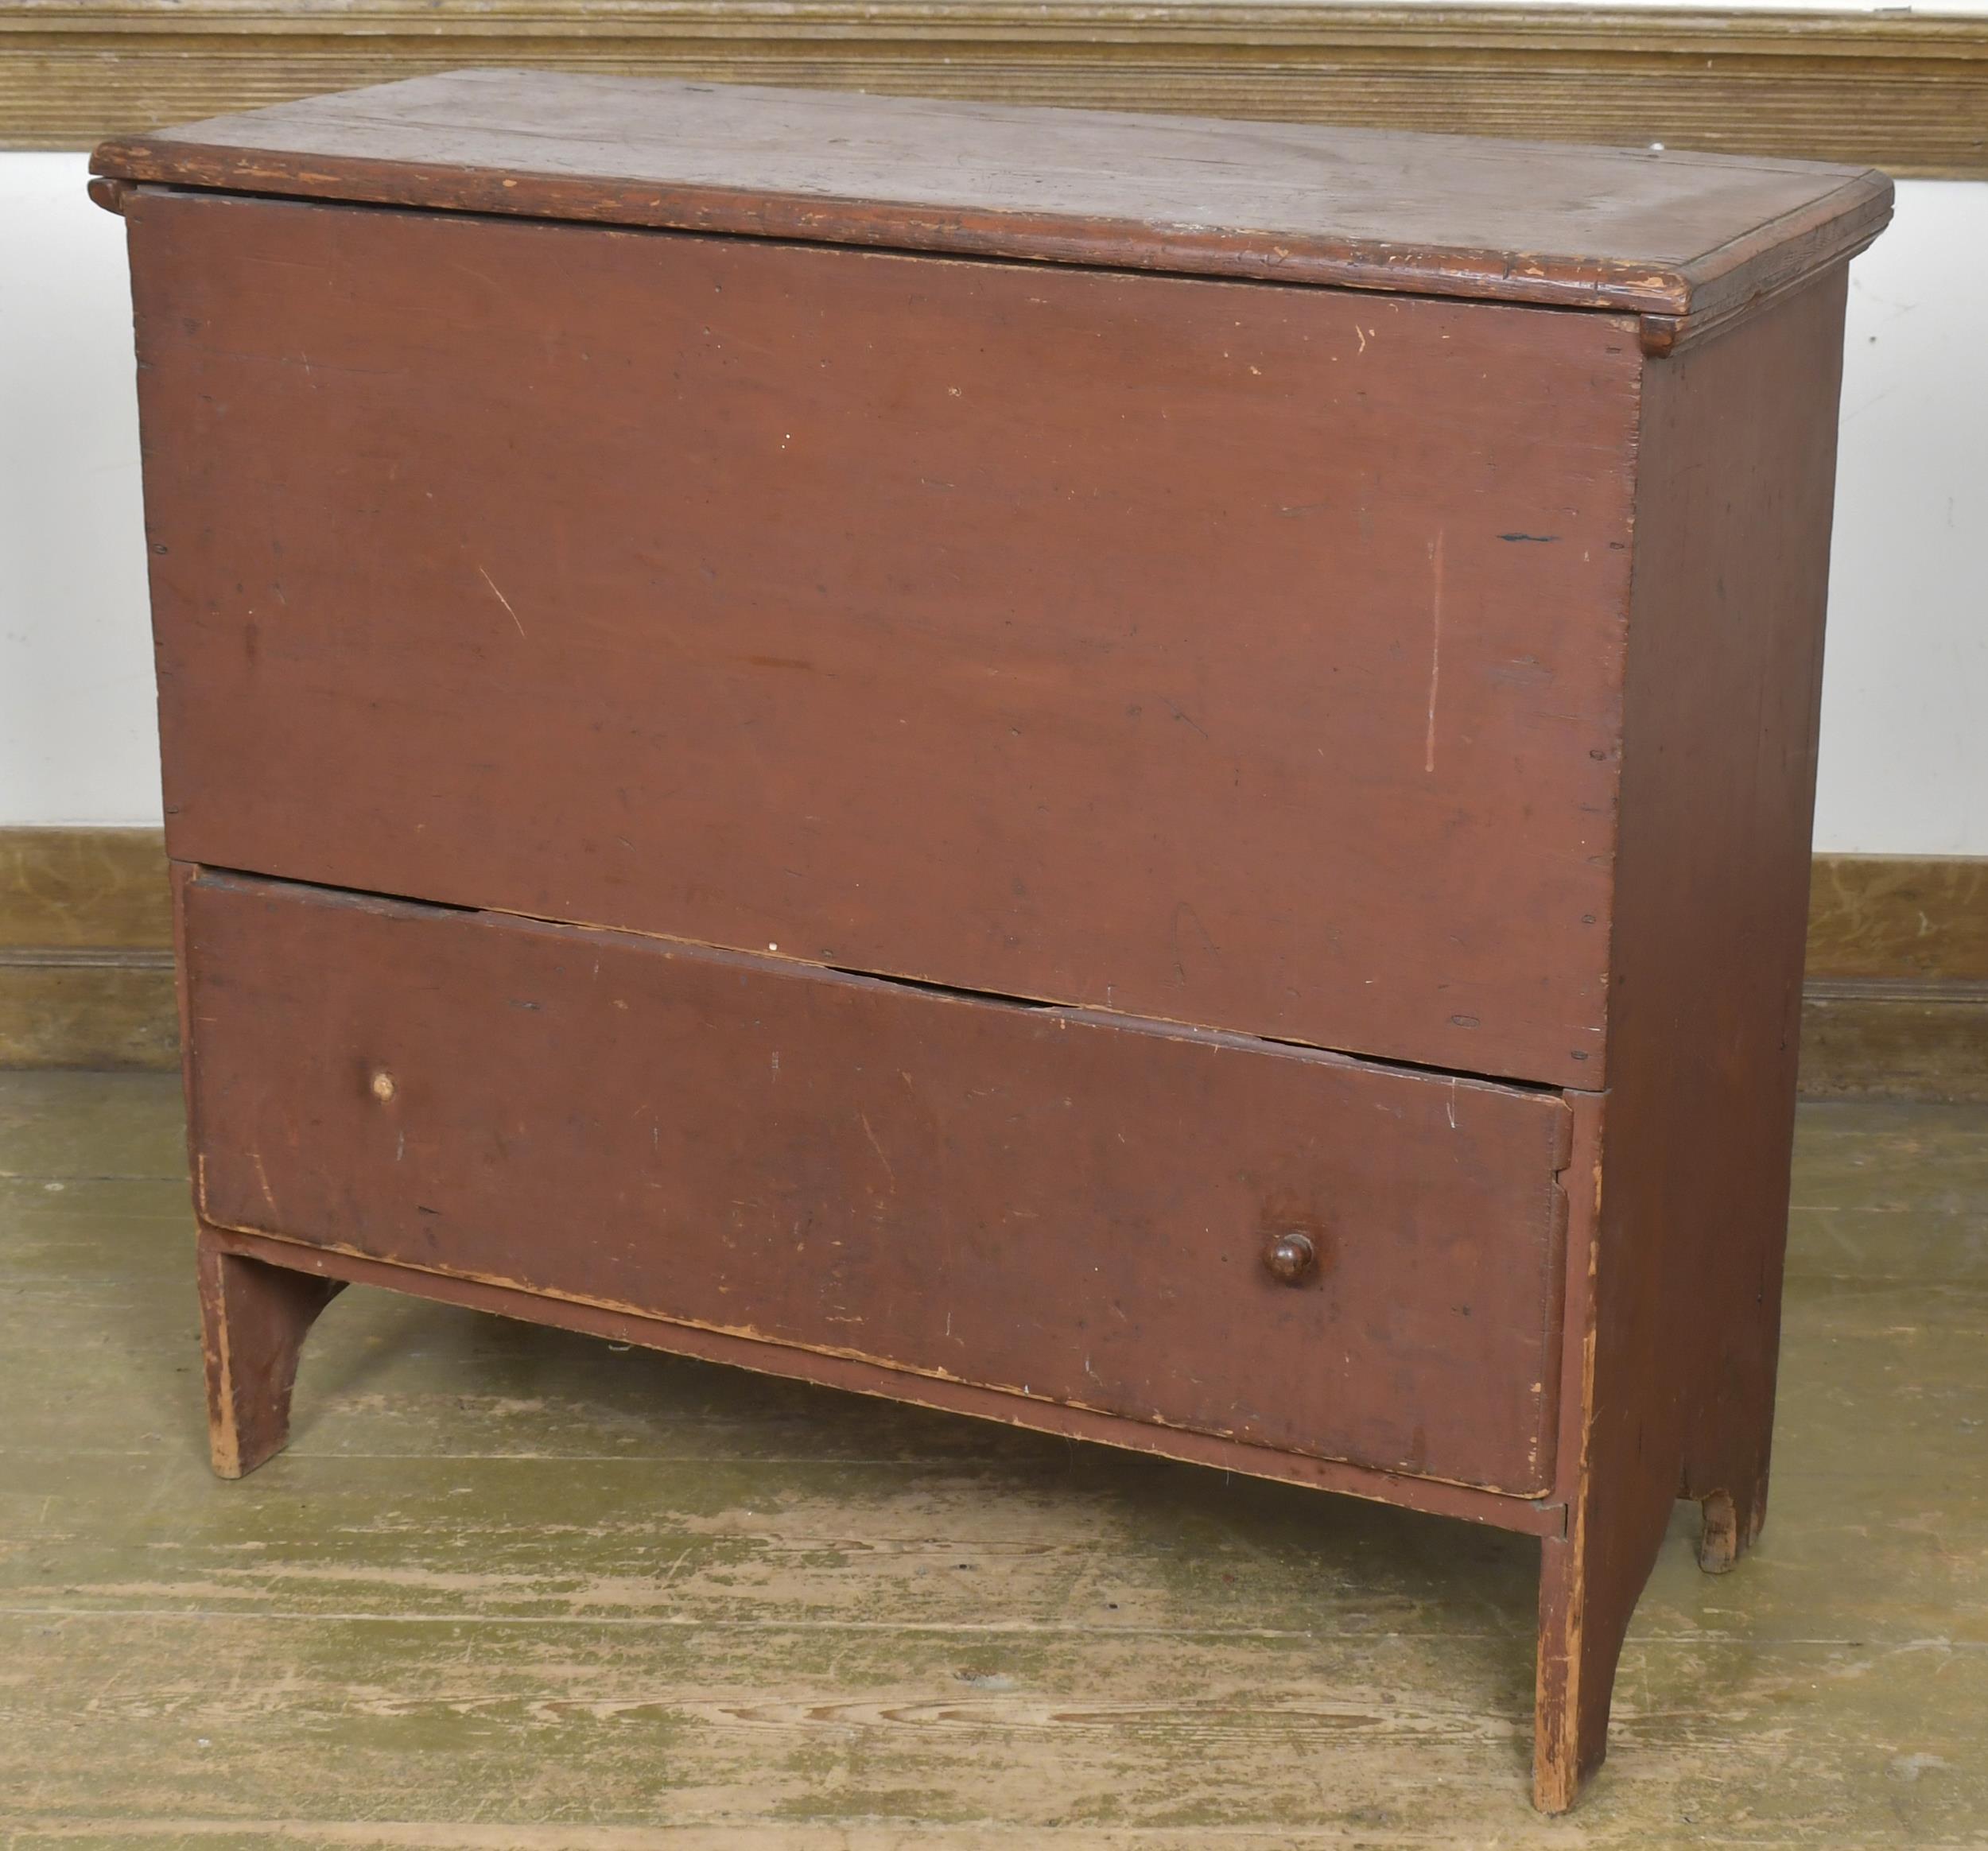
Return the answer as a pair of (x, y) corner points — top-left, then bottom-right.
(91, 72), (1889, 1809)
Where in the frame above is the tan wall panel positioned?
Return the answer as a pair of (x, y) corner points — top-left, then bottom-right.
(8, 4), (1988, 175)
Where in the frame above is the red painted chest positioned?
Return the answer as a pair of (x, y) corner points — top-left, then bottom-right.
(92, 72), (1889, 1807)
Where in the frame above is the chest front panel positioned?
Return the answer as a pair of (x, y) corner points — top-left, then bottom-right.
(133, 189), (1638, 1088)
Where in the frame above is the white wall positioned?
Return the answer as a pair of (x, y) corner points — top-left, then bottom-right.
(1821, 183), (1988, 856)
(0, 155), (156, 827)
(0, 152), (1982, 852)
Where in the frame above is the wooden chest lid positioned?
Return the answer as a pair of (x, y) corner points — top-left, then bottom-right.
(91, 68), (1889, 352)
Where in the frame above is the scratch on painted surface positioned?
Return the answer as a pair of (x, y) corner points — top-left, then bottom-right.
(1424, 530), (1446, 775)
(477, 563), (526, 638)
(250, 1151), (278, 1218)
(859, 1112), (896, 1193)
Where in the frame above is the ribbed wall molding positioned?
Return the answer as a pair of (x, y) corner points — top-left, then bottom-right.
(5, 3), (1986, 173)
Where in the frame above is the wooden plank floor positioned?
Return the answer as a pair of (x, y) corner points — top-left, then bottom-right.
(2, 1072), (1984, 1847)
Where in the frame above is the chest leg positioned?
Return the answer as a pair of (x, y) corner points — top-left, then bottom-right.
(196, 1223), (345, 1477)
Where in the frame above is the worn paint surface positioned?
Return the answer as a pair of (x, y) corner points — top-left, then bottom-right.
(1, 1070), (1984, 1845)
(91, 69), (1893, 344)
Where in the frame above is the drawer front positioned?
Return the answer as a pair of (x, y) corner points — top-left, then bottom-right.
(184, 871), (1571, 1496)
(134, 189), (1638, 1088)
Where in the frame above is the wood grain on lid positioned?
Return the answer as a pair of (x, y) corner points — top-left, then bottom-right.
(91, 68), (1891, 344)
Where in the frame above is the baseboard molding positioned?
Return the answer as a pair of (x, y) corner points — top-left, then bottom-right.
(1796, 852), (1988, 1100)
(0, 828), (178, 1069)
(5, 2), (1987, 176)
(0, 945), (179, 1070)
(1798, 977), (1988, 1103)
(2, 831), (1982, 1096)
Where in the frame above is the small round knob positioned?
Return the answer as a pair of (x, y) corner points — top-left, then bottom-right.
(1263, 1230), (1317, 1285)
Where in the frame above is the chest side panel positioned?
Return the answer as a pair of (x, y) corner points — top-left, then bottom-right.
(184, 868), (1571, 1496)
(134, 189), (1638, 1085)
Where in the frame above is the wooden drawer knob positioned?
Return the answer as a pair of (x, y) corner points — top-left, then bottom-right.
(1263, 1230), (1317, 1285)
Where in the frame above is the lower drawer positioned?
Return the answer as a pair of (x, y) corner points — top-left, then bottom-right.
(182, 869), (1573, 1495)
